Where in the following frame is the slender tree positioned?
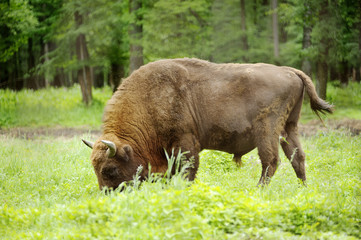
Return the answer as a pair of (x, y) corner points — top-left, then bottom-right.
(75, 11), (92, 105)
(239, 0), (249, 62)
(25, 37), (38, 89)
(358, 0), (361, 82)
(301, 0), (312, 77)
(129, 0), (144, 73)
(356, 0), (361, 83)
(271, 0), (279, 59)
(315, 0), (329, 99)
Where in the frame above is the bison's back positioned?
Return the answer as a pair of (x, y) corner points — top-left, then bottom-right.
(178, 61), (304, 154)
(109, 58), (305, 155)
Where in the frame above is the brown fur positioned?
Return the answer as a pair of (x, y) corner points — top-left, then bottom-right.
(85, 58), (333, 189)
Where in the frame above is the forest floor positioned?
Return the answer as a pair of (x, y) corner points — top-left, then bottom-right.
(1, 118), (360, 139)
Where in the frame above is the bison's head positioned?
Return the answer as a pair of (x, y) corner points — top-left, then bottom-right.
(82, 137), (140, 191)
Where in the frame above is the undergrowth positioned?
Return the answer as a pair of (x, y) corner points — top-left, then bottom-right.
(0, 131), (360, 239)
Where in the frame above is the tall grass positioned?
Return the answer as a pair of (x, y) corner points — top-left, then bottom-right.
(0, 132), (360, 239)
(0, 86), (112, 129)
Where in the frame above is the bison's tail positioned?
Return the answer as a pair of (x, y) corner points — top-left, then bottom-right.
(287, 67), (334, 120)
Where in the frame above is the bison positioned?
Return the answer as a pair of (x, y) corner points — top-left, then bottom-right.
(82, 58), (333, 190)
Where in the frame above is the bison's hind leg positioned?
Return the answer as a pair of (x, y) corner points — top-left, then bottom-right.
(281, 122), (306, 184)
(281, 93), (307, 185)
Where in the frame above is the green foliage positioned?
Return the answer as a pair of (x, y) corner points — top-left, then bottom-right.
(279, 0), (361, 68)
(144, 0), (213, 61)
(1, 0), (360, 90)
(0, 85), (112, 128)
(0, 0), (38, 62)
(49, 0), (130, 75)
(0, 131), (360, 239)
(210, 0), (247, 63)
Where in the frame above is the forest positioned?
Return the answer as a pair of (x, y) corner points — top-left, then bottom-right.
(1, 0), (360, 104)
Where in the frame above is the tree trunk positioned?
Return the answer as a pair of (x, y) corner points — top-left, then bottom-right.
(53, 68), (66, 87)
(330, 67), (338, 81)
(316, 0), (329, 100)
(339, 61), (349, 86)
(25, 37), (39, 90)
(240, 0), (249, 62)
(13, 52), (22, 90)
(301, 0), (312, 77)
(0, 62), (6, 89)
(109, 63), (124, 92)
(357, 4), (361, 83)
(317, 60), (328, 99)
(75, 11), (92, 105)
(271, 0), (279, 59)
(43, 42), (51, 88)
(93, 66), (104, 89)
(129, 0), (144, 73)
(355, 67), (360, 83)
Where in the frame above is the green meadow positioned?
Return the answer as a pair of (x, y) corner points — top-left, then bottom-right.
(0, 84), (360, 239)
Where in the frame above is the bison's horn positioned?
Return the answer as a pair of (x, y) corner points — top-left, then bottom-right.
(82, 139), (94, 149)
(101, 140), (117, 157)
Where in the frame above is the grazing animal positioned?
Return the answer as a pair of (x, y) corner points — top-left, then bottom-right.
(83, 58), (333, 190)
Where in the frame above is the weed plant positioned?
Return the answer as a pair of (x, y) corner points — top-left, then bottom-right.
(0, 131), (360, 239)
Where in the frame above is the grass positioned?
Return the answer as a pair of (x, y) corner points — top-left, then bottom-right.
(0, 83), (360, 239)
(0, 132), (360, 239)
(0, 86), (113, 129)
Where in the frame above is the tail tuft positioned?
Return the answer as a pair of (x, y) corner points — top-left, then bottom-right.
(310, 99), (334, 115)
(310, 98), (334, 122)
(286, 67), (334, 122)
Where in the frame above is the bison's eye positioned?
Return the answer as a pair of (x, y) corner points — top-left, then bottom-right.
(101, 166), (119, 179)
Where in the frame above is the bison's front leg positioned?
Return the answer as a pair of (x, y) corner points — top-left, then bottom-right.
(256, 135), (280, 185)
(172, 133), (201, 181)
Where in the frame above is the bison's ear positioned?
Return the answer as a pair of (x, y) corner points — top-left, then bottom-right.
(122, 145), (133, 162)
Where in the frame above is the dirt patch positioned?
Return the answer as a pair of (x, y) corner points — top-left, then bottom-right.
(0, 127), (101, 140)
(1, 119), (360, 139)
(298, 119), (361, 137)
